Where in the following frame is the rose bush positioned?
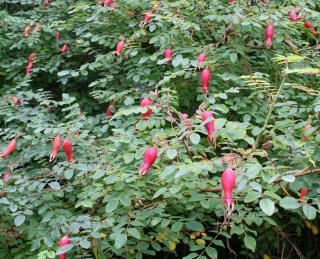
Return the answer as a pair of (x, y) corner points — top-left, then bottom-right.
(0, 0), (319, 258)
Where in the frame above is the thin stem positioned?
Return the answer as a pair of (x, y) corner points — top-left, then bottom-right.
(252, 74), (287, 151)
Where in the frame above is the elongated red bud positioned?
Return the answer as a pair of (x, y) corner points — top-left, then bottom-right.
(106, 105), (114, 118)
(140, 98), (153, 120)
(11, 96), (22, 106)
(58, 235), (71, 259)
(299, 187), (308, 201)
(49, 135), (61, 162)
(138, 147), (158, 176)
(26, 62), (33, 76)
(56, 32), (61, 41)
(28, 52), (36, 63)
(23, 25), (31, 38)
(289, 11), (300, 21)
(63, 138), (73, 163)
(304, 22), (318, 35)
(2, 172), (12, 184)
(221, 168), (236, 211)
(265, 24), (274, 49)
(43, 0), (50, 9)
(180, 113), (189, 120)
(102, 0), (113, 6)
(304, 21), (313, 29)
(143, 11), (152, 25)
(164, 48), (173, 62)
(201, 111), (215, 140)
(60, 43), (68, 54)
(228, 0), (235, 5)
(115, 39), (125, 56)
(1, 139), (17, 158)
(197, 53), (206, 68)
(201, 68), (211, 94)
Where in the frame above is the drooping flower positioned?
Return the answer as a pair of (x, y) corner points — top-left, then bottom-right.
(265, 24), (274, 49)
(63, 138), (73, 163)
(140, 98), (153, 120)
(200, 67), (211, 94)
(221, 168), (236, 211)
(49, 135), (61, 162)
(0, 139), (17, 158)
(138, 147), (158, 176)
(201, 111), (215, 140)
(58, 235), (71, 259)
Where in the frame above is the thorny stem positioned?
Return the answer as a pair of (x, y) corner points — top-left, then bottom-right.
(252, 74), (287, 151)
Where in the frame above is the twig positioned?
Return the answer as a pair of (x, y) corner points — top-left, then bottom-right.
(253, 74), (287, 151)
(197, 227), (224, 258)
(272, 169), (320, 183)
(183, 138), (193, 158)
(139, 201), (165, 210)
(284, 235), (304, 258)
(198, 187), (220, 193)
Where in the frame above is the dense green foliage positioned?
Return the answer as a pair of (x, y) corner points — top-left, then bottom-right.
(0, 0), (320, 258)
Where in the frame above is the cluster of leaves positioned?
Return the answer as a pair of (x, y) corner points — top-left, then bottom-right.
(0, 0), (320, 258)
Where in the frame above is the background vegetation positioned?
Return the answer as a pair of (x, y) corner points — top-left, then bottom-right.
(0, 0), (319, 258)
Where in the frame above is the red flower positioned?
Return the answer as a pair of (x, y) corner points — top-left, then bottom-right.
(201, 111), (215, 141)
(49, 135), (61, 162)
(63, 138), (73, 162)
(140, 98), (153, 120)
(221, 168), (236, 211)
(138, 147), (158, 176)
(0, 139), (17, 158)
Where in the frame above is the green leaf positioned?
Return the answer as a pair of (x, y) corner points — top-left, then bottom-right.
(244, 236), (256, 252)
(244, 191), (260, 203)
(206, 247), (218, 259)
(279, 197), (300, 210)
(56, 244), (74, 255)
(264, 191), (282, 201)
(186, 221), (204, 231)
(14, 215), (25, 227)
(119, 193), (131, 207)
(230, 225), (244, 235)
(57, 70), (70, 77)
(128, 228), (141, 239)
(153, 187), (167, 199)
(190, 133), (200, 145)
(79, 239), (91, 249)
(182, 253), (199, 259)
(171, 222), (183, 232)
(133, 75), (140, 83)
(303, 205), (317, 220)
(64, 169), (73, 180)
(282, 175), (295, 183)
(123, 152), (134, 164)
(48, 181), (61, 190)
(230, 53), (238, 63)
(259, 199), (275, 216)
(92, 170), (105, 179)
(167, 149), (178, 160)
(115, 233), (127, 249)
(81, 199), (94, 208)
(246, 163), (262, 179)
(149, 24), (156, 32)
(105, 200), (119, 213)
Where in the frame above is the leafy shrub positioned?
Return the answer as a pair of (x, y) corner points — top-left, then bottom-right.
(0, 0), (319, 258)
